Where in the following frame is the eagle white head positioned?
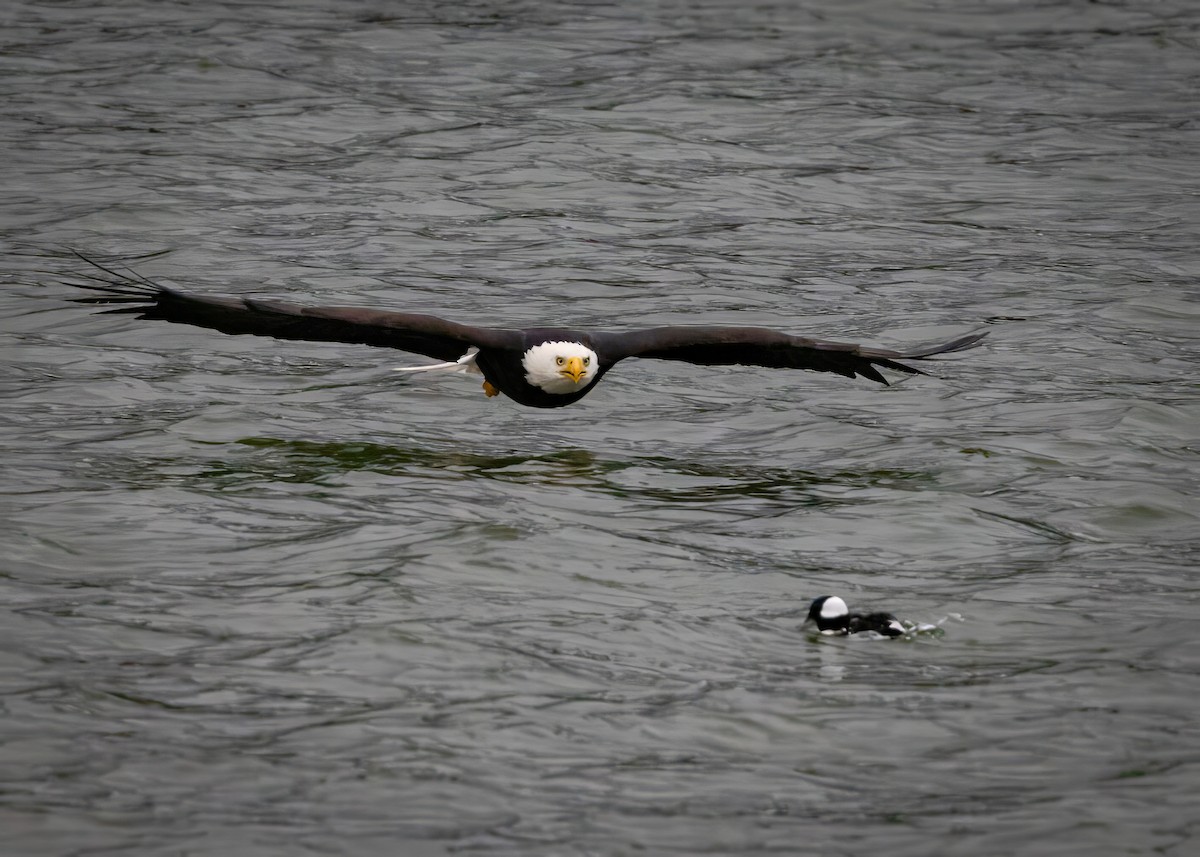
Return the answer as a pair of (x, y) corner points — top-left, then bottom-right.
(522, 341), (599, 395)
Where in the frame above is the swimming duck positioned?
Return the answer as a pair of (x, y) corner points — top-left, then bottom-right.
(806, 595), (905, 638)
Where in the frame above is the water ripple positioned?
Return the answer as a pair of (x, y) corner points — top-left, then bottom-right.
(4, 1), (1200, 855)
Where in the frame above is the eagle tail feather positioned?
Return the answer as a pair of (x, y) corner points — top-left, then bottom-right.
(393, 347), (481, 376)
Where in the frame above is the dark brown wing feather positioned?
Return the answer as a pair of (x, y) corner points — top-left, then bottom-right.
(67, 254), (520, 362)
(592, 326), (986, 384)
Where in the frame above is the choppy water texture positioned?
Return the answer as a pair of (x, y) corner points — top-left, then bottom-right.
(3, 1), (1200, 854)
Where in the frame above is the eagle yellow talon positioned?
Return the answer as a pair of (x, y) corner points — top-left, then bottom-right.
(482, 380), (499, 398)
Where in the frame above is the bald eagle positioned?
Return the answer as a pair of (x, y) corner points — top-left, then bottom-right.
(67, 256), (986, 409)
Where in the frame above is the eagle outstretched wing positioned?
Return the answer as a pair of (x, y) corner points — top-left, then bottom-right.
(592, 326), (987, 384)
(67, 254), (520, 362)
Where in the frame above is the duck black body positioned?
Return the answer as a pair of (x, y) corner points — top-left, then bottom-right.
(66, 254), (986, 410)
(806, 595), (905, 638)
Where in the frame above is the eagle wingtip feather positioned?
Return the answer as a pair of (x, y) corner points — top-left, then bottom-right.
(909, 329), (989, 358)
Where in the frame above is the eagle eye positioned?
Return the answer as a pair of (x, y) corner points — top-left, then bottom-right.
(583, 357), (591, 366)
(556, 356), (565, 365)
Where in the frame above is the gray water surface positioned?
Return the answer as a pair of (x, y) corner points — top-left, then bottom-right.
(3, 1), (1200, 855)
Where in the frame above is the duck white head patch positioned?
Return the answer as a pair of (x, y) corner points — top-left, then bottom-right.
(819, 596), (849, 620)
(522, 341), (599, 395)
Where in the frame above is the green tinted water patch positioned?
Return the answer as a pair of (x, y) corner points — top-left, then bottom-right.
(218, 438), (941, 508)
(229, 437), (633, 484)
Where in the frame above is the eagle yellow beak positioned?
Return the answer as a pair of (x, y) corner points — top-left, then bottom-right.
(560, 356), (586, 384)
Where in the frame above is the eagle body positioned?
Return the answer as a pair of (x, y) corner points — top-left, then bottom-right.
(65, 255), (986, 409)
(472, 332), (606, 408)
